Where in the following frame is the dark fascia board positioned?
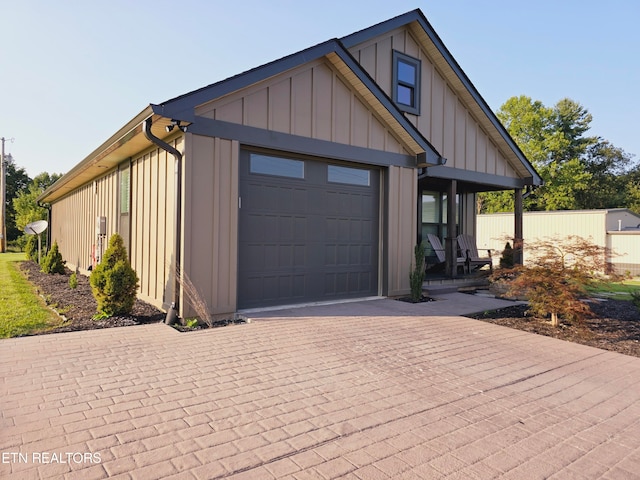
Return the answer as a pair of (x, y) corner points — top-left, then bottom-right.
(152, 37), (441, 165)
(342, 9), (543, 186)
(188, 116), (416, 168)
(427, 165), (531, 189)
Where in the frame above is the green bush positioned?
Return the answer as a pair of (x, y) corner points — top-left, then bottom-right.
(409, 242), (426, 302)
(25, 235), (38, 262)
(499, 242), (514, 269)
(90, 234), (139, 318)
(69, 272), (78, 289)
(41, 241), (65, 274)
(631, 290), (640, 311)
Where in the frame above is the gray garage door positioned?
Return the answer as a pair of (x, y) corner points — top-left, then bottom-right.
(238, 151), (379, 309)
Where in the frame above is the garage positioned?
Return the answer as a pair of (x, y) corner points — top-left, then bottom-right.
(238, 151), (380, 309)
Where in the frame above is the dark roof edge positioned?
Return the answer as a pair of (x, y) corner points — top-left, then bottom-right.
(342, 9), (542, 185)
(154, 36), (442, 163)
(154, 39), (341, 118)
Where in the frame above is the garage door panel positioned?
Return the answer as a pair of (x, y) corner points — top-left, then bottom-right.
(239, 151), (379, 309)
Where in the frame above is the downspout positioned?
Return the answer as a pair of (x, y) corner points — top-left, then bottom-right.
(143, 117), (182, 325)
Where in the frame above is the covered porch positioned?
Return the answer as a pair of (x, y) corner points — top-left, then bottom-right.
(417, 169), (528, 291)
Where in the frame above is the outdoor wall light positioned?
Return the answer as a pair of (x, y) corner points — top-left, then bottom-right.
(166, 120), (188, 133)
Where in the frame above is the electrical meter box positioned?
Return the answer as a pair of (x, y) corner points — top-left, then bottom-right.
(96, 216), (107, 236)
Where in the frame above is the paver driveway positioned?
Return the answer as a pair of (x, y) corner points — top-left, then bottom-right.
(1, 297), (640, 479)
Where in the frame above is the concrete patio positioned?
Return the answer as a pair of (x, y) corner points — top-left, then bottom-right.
(1, 293), (639, 479)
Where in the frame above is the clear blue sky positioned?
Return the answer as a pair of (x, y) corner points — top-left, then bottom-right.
(1, 0), (639, 178)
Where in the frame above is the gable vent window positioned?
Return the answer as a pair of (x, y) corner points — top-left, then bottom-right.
(392, 51), (421, 115)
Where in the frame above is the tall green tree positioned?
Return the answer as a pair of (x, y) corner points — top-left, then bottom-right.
(5, 159), (31, 241)
(480, 95), (637, 213)
(13, 172), (62, 235)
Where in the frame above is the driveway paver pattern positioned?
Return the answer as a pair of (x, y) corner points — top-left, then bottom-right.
(2, 298), (640, 479)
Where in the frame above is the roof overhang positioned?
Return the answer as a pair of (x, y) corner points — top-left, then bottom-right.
(39, 108), (179, 203)
(152, 39), (443, 167)
(342, 10), (543, 186)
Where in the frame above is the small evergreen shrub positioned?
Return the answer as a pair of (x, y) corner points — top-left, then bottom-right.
(409, 242), (426, 302)
(41, 241), (66, 274)
(90, 234), (139, 318)
(69, 272), (78, 289)
(631, 290), (640, 311)
(499, 242), (514, 269)
(25, 235), (38, 262)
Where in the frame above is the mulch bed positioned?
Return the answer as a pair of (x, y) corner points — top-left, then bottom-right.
(15, 261), (640, 357)
(18, 261), (165, 334)
(467, 299), (640, 358)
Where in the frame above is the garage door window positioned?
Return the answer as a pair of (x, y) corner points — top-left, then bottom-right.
(328, 165), (370, 186)
(250, 153), (304, 179)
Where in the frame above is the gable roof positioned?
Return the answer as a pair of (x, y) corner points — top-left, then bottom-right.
(40, 8), (540, 204)
(151, 38), (442, 163)
(342, 9), (542, 185)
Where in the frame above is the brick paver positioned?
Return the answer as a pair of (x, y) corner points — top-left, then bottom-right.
(2, 297), (640, 479)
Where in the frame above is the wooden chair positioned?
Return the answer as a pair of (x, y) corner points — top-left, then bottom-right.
(456, 234), (492, 273)
(426, 234), (466, 272)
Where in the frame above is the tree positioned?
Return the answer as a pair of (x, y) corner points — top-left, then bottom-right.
(409, 242), (426, 302)
(90, 234), (139, 318)
(41, 241), (65, 274)
(4, 159), (31, 241)
(494, 236), (618, 327)
(479, 95), (638, 213)
(13, 172), (62, 236)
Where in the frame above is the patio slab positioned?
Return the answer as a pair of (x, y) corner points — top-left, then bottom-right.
(1, 297), (639, 479)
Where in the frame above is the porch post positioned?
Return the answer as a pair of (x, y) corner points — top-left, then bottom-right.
(445, 180), (458, 277)
(514, 188), (524, 265)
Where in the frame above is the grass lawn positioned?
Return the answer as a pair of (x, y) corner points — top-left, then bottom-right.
(588, 278), (640, 301)
(0, 253), (65, 338)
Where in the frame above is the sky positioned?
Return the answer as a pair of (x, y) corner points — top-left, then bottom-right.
(1, 0), (639, 179)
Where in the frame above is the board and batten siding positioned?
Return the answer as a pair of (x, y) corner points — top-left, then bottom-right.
(181, 135), (239, 318)
(347, 27), (517, 179)
(386, 165), (417, 296)
(50, 170), (119, 274)
(129, 138), (180, 311)
(195, 59), (411, 157)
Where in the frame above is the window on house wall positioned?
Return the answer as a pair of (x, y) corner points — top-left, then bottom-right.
(393, 51), (421, 115)
(421, 191), (460, 256)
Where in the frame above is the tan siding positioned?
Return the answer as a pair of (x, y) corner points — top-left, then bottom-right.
(429, 71), (444, 154)
(386, 166), (417, 296)
(49, 169), (118, 274)
(291, 69), (313, 137)
(195, 59), (410, 156)
(245, 88), (269, 128)
(313, 63), (333, 141)
(129, 137), (179, 310)
(348, 27), (524, 179)
(183, 135), (239, 318)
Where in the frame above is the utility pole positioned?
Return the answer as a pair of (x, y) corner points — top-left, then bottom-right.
(0, 137), (6, 253)
(0, 137), (12, 253)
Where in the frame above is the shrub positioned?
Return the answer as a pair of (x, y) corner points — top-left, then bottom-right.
(25, 235), (38, 262)
(69, 272), (78, 289)
(409, 242), (426, 302)
(494, 235), (619, 327)
(631, 290), (640, 311)
(499, 242), (514, 269)
(90, 234), (139, 318)
(41, 241), (65, 274)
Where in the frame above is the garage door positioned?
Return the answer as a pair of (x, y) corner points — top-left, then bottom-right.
(238, 151), (379, 309)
